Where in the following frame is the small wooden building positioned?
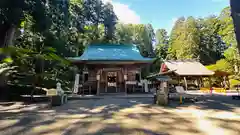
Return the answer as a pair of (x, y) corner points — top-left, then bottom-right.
(160, 60), (214, 90)
(69, 44), (153, 95)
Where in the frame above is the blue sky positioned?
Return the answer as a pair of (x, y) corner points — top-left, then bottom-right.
(103, 0), (229, 33)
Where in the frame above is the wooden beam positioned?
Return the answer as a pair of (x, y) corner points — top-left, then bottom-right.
(124, 68), (127, 95)
(227, 76), (230, 88)
(116, 69), (117, 93)
(178, 76), (180, 85)
(105, 71), (107, 93)
(200, 77), (203, 87)
(89, 86), (91, 95)
(97, 80), (100, 95)
(209, 77), (212, 88)
(97, 69), (102, 96)
(184, 77), (188, 91)
(125, 82), (127, 95)
(196, 78), (199, 89)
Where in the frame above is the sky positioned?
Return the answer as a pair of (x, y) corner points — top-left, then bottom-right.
(102, 0), (230, 33)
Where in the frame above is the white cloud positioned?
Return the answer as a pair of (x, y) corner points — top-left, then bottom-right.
(102, 0), (141, 24)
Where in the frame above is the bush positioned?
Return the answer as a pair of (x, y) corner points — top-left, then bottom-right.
(206, 59), (234, 74)
(230, 79), (240, 89)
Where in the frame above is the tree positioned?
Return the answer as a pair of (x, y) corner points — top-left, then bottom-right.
(198, 16), (226, 65)
(0, 0), (26, 47)
(180, 17), (200, 59)
(230, 0), (240, 52)
(144, 24), (155, 57)
(0, 0), (119, 100)
(103, 2), (118, 42)
(115, 23), (154, 57)
(155, 29), (169, 59)
(218, 7), (240, 73)
(168, 17), (201, 60)
(115, 23), (134, 44)
(167, 17), (185, 59)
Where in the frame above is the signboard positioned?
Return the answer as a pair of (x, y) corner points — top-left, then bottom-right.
(108, 82), (117, 87)
(46, 89), (57, 96)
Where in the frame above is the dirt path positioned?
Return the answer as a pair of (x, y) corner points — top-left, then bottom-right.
(0, 96), (239, 135)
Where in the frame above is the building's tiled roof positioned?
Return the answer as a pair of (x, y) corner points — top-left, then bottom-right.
(163, 60), (214, 76)
(147, 73), (172, 81)
(69, 44), (153, 62)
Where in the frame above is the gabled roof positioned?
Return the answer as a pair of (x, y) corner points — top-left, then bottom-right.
(69, 44), (153, 63)
(162, 60), (214, 76)
(147, 73), (172, 81)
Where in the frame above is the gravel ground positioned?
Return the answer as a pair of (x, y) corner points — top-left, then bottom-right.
(0, 95), (239, 135)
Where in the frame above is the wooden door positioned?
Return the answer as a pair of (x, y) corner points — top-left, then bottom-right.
(106, 71), (117, 93)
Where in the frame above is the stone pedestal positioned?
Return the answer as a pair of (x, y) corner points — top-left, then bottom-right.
(50, 96), (62, 106)
(156, 88), (169, 106)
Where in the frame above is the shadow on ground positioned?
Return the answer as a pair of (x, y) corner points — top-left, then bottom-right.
(207, 117), (240, 134)
(0, 96), (239, 135)
(168, 94), (240, 112)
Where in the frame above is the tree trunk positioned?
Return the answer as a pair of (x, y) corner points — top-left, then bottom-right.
(230, 0), (240, 52)
(4, 25), (16, 47)
(0, 25), (16, 100)
(0, 23), (11, 47)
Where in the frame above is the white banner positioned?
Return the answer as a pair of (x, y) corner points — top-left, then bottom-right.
(73, 74), (79, 94)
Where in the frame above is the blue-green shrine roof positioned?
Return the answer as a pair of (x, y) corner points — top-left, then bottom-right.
(69, 44), (153, 63)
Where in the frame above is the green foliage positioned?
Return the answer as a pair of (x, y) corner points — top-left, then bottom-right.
(167, 15), (227, 65)
(115, 23), (154, 57)
(218, 7), (236, 47)
(1, 1), (239, 94)
(1, 57), (13, 63)
(0, 63), (17, 76)
(218, 7), (240, 74)
(165, 6), (240, 82)
(198, 16), (226, 65)
(155, 29), (169, 59)
(230, 79), (240, 88)
(167, 17), (185, 60)
(0, 0), (119, 93)
(206, 59), (234, 74)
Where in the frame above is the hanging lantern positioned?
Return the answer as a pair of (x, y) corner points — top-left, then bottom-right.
(124, 75), (127, 80)
(96, 75), (100, 80)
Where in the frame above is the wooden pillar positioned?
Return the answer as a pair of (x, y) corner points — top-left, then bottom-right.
(105, 70), (108, 93)
(116, 71), (118, 93)
(140, 68), (144, 92)
(209, 77), (212, 88)
(124, 80), (127, 95)
(184, 77), (188, 91)
(197, 78), (200, 89)
(200, 77), (203, 87)
(97, 80), (100, 95)
(177, 76), (180, 85)
(89, 86), (91, 95)
(227, 76), (230, 88)
(223, 76), (226, 88)
(97, 69), (101, 96)
(124, 68), (127, 95)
